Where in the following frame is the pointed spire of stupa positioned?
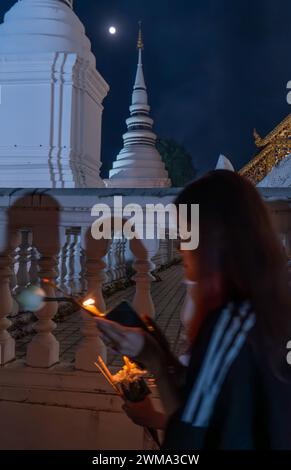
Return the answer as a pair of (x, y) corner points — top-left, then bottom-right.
(60, 0), (74, 8)
(137, 21), (144, 49)
(132, 22), (148, 107)
(105, 23), (171, 188)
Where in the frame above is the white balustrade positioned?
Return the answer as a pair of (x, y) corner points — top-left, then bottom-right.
(0, 188), (182, 371)
(0, 227), (21, 365)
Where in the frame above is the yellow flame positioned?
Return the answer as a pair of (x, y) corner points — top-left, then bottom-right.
(83, 298), (96, 307)
(82, 298), (105, 317)
(123, 356), (136, 371)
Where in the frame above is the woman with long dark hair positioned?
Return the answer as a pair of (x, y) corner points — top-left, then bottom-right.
(97, 170), (291, 449)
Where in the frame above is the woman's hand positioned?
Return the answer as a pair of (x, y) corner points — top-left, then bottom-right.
(96, 317), (184, 417)
(96, 317), (145, 357)
(96, 318), (165, 375)
(123, 397), (167, 430)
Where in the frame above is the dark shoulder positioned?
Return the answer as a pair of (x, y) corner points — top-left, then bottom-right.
(186, 301), (256, 388)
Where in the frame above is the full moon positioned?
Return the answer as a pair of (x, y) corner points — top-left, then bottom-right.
(109, 26), (117, 35)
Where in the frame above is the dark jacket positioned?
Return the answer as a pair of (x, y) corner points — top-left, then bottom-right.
(163, 301), (291, 450)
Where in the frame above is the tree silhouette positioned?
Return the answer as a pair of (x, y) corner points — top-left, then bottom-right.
(157, 138), (197, 187)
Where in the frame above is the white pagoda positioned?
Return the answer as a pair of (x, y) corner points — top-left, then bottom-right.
(0, 0), (109, 188)
(105, 25), (171, 188)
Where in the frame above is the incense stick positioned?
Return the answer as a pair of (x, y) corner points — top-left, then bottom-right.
(94, 361), (121, 396)
(95, 359), (114, 386)
(95, 359), (161, 449)
(98, 355), (115, 382)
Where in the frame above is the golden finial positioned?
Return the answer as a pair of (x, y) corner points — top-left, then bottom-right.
(253, 128), (263, 147)
(137, 21), (144, 50)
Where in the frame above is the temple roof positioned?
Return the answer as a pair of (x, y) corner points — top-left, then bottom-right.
(240, 114), (291, 185)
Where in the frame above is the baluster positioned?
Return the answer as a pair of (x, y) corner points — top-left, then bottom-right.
(73, 229), (83, 294)
(79, 246), (87, 294)
(0, 228), (21, 365)
(105, 242), (114, 285)
(112, 239), (120, 281)
(10, 246), (19, 294)
(130, 238), (157, 318)
(58, 230), (70, 293)
(116, 240), (124, 281)
(111, 239), (118, 281)
(16, 230), (31, 292)
(68, 228), (80, 294)
(120, 238), (127, 279)
(29, 245), (40, 286)
(26, 224), (60, 368)
(75, 228), (109, 371)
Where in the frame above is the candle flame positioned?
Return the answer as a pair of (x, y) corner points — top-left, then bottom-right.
(83, 298), (96, 307)
(123, 356), (136, 371)
(110, 356), (147, 384)
(82, 298), (105, 317)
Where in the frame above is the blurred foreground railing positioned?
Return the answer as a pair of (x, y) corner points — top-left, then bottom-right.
(0, 189), (181, 369)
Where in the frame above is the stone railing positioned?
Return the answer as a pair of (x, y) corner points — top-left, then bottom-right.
(0, 189), (183, 450)
(0, 189), (181, 369)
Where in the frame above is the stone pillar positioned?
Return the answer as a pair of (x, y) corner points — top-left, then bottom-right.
(75, 228), (109, 371)
(26, 223), (60, 368)
(0, 228), (21, 365)
(130, 238), (157, 318)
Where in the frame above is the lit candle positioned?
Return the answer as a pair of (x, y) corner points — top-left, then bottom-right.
(123, 356), (133, 371)
(82, 298), (105, 317)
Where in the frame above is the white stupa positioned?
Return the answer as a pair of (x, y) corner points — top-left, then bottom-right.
(0, 0), (109, 188)
(105, 24), (171, 188)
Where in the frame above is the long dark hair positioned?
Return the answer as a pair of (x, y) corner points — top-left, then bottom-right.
(175, 170), (291, 375)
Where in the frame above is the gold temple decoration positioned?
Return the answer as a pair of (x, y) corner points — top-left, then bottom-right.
(137, 21), (144, 50)
(240, 114), (291, 185)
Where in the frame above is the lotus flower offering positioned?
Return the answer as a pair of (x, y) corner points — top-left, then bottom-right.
(95, 355), (150, 403)
(112, 356), (150, 402)
(95, 356), (159, 448)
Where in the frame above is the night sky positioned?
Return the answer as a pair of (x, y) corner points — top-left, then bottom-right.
(1, 0), (291, 178)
